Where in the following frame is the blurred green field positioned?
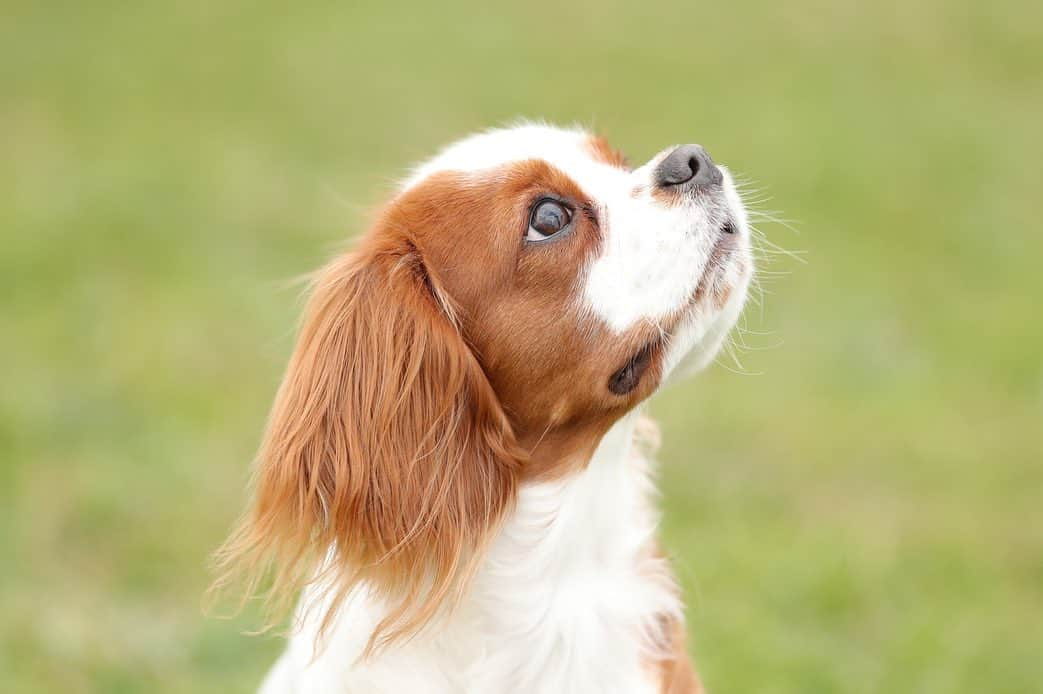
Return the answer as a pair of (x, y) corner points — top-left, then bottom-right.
(3, 1), (1042, 692)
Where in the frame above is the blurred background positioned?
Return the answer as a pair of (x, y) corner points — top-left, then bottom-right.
(3, 1), (1042, 692)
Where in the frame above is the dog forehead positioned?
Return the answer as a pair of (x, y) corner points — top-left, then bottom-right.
(401, 124), (617, 194)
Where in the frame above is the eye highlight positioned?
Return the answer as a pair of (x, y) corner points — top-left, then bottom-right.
(526, 199), (572, 242)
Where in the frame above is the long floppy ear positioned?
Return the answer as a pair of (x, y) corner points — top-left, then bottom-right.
(212, 237), (523, 654)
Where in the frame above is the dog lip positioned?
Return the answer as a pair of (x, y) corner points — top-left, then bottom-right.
(608, 337), (663, 396)
(689, 223), (737, 303)
(710, 222), (737, 261)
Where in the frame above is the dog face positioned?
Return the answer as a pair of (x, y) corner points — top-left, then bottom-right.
(393, 124), (752, 471)
(216, 124), (752, 652)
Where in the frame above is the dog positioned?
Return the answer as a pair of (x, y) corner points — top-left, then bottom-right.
(214, 123), (753, 693)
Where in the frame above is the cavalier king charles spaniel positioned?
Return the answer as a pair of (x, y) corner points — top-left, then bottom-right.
(214, 123), (752, 693)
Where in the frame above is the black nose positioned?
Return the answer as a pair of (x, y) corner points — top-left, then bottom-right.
(653, 144), (723, 188)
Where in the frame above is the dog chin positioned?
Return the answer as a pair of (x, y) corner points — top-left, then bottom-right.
(660, 273), (750, 387)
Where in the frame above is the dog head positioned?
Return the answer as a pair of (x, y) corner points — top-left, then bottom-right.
(215, 124), (752, 651)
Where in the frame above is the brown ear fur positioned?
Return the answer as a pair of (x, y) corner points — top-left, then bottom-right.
(211, 236), (523, 654)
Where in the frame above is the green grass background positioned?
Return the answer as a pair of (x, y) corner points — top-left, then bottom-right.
(3, 1), (1042, 691)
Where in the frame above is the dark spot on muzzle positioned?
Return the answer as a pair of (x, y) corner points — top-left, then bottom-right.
(608, 342), (657, 395)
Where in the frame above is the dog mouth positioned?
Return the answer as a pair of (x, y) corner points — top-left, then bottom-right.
(608, 338), (664, 396)
(696, 218), (738, 286)
(606, 218), (743, 397)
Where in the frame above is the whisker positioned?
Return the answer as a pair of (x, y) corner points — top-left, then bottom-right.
(713, 352), (764, 377)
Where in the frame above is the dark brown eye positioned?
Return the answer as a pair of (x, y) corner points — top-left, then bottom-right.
(526, 199), (572, 242)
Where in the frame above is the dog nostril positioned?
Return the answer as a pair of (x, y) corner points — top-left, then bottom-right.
(654, 144), (723, 189)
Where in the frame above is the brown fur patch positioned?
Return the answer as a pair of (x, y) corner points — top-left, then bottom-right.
(713, 281), (734, 310)
(641, 543), (703, 693)
(586, 134), (629, 169)
(655, 614), (704, 694)
(650, 183), (688, 207)
(392, 162), (671, 479)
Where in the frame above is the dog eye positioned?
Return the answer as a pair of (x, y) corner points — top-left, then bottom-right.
(526, 199), (571, 242)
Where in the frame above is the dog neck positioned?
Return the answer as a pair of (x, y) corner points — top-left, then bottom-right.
(278, 411), (679, 694)
(459, 410), (679, 691)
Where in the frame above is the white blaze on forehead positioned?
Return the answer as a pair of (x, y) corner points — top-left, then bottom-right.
(401, 123), (599, 190)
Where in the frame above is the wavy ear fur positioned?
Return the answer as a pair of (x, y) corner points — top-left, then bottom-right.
(212, 237), (523, 654)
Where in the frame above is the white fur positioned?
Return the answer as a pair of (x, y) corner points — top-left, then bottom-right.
(258, 124), (752, 693)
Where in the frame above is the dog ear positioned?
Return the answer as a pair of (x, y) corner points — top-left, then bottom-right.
(212, 237), (523, 654)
